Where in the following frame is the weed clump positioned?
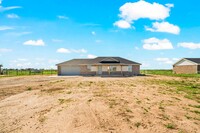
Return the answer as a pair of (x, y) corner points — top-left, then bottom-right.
(165, 123), (176, 129)
(27, 87), (32, 91)
(134, 122), (141, 128)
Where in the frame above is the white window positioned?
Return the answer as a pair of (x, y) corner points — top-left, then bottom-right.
(87, 65), (91, 70)
(91, 66), (97, 71)
(128, 66), (132, 72)
(122, 66), (128, 71)
(110, 66), (117, 72)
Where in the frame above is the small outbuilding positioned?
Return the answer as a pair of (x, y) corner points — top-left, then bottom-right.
(173, 58), (200, 74)
(56, 57), (141, 76)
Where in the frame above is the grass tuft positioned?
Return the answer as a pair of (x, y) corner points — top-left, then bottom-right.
(58, 98), (73, 104)
(191, 110), (200, 114)
(134, 122), (141, 128)
(27, 87), (32, 91)
(165, 123), (176, 129)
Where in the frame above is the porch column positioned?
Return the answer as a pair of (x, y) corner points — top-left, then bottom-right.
(121, 65), (122, 75)
(108, 66), (110, 75)
(96, 66), (98, 75)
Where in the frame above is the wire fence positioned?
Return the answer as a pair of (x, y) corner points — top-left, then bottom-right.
(0, 69), (57, 76)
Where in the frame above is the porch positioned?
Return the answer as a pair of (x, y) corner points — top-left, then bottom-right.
(90, 65), (134, 76)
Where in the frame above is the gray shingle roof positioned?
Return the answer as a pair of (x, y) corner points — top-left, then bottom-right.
(57, 57), (141, 66)
(185, 58), (200, 64)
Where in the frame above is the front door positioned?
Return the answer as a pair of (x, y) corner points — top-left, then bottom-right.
(98, 66), (102, 75)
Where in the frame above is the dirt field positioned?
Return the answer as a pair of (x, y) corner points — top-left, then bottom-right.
(0, 75), (199, 133)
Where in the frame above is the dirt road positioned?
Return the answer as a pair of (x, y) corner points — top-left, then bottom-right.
(0, 75), (199, 133)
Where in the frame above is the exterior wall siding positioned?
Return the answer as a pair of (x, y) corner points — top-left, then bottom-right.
(58, 66), (61, 75)
(59, 65), (141, 76)
(173, 65), (198, 74)
(80, 65), (96, 76)
(132, 65), (140, 75)
(176, 60), (195, 66)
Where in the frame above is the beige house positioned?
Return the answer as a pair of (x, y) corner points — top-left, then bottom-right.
(173, 58), (200, 74)
(56, 57), (141, 76)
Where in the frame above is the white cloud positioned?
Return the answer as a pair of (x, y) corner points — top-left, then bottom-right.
(57, 48), (87, 54)
(155, 58), (179, 64)
(109, 29), (119, 33)
(6, 32), (31, 36)
(18, 58), (28, 61)
(114, 20), (132, 29)
(141, 62), (150, 68)
(35, 58), (45, 61)
(145, 21), (180, 35)
(143, 37), (173, 50)
(0, 1), (21, 12)
(23, 39), (45, 46)
(91, 31), (96, 35)
(16, 62), (32, 68)
(7, 13), (19, 19)
(52, 39), (63, 43)
(71, 49), (87, 53)
(0, 26), (13, 30)
(178, 42), (200, 49)
(57, 48), (71, 53)
(172, 58), (179, 61)
(8, 57), (58, 69)
(0, 6), (21, 12)
(165, 4), (174, 8)
(0, 48), (12, 52)
(87, 54), (97, 58)
(95, 40), (102, 43)
(117, 1), (172, 23)
(10, 58), (28, 63)
(135, 46), (139, 50)
(57, 15), (68, 19)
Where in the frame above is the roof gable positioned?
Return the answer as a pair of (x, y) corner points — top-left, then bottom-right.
(100, 57), (120, 63)
(185, 58), (200, 64)
(173, 58), (200, 66)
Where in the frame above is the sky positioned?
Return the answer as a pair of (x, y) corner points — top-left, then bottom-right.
(0, 0), (200, 69)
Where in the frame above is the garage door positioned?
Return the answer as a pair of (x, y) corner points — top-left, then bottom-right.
(60, 66), (80, 75)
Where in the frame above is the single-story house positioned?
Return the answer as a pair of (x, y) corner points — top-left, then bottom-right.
(56, 57), (141, 76)
(173, 58), (200, 74)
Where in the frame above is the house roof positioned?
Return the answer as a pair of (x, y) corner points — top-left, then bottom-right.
(185, 58), (200, 64)
(173, 58), (200, 66)
(56, 57), (141, 66)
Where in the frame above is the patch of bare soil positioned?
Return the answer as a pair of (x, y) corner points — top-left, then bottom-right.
(0, 75), (199, 133)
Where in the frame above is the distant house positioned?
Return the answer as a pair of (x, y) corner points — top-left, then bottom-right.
(173, 58), (200, 74)
(56, 57), (141, 76)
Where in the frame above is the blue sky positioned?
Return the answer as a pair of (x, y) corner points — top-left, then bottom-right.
(0, 0), (200, 69)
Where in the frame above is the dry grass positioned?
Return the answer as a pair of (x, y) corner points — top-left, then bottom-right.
(0, 75), (199, 133)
